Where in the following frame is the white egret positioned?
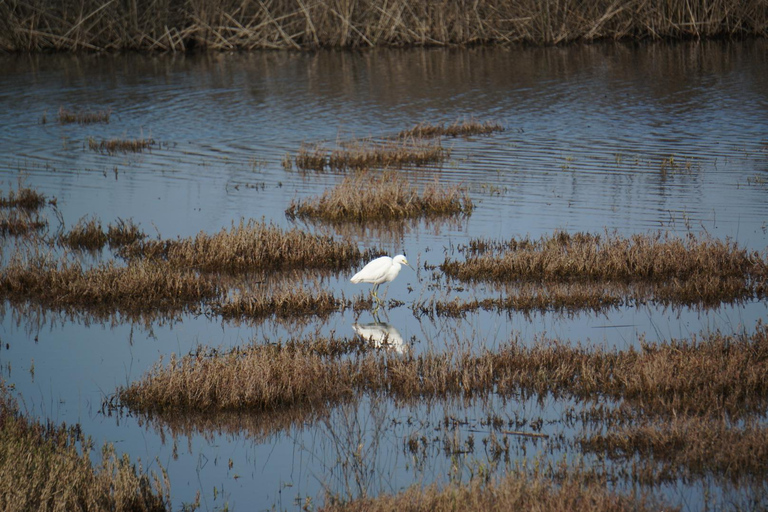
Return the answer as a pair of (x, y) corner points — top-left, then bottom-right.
(350, 254), (414, 304)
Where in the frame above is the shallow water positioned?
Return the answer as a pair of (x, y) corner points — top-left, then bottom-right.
(1, 41), (767, 510)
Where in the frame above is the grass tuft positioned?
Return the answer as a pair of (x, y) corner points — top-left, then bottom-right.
(57, 106), (111, 124)
(0, 381), (169, 512)
(88, 136), (155, 154)
(398, 118), (505, 139)
(286, 171), (473, 222)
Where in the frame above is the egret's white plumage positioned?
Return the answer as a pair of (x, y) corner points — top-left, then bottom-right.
(351, 254), (413, 303)
(353, 322), (406, 353)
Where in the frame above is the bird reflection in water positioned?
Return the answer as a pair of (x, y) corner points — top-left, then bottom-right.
(352, 321), (407, 354)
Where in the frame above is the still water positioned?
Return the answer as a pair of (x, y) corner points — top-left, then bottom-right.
(0, 41), (767, 510)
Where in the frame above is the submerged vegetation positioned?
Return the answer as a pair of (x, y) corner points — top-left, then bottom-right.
(286, 172), (473, 222)
(0, 382), (169, 512)
(1, 0), (765, 52)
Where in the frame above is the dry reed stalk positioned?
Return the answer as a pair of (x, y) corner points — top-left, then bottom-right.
(88, 136), (155, 154)
(117, 219), (376, 273)
(398, 118), (505, 139)
(286, 171), (473, 222)
(442, 231), (768, 285)
(0, 255), (221, 313)
(57, 106), (111, 124)
(0, 382), (169, 512)
(119, 322), (768, 419)
(1, 0), (765, 51)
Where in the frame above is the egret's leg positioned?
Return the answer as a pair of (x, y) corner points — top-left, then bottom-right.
(371, 283), (380, 303)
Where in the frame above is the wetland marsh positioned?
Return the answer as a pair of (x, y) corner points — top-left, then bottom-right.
(1, 41), (767, 510)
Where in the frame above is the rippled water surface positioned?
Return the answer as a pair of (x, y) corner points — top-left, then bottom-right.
(1, 41), (767, 510)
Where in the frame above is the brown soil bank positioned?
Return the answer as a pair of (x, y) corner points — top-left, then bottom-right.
(1, 0), (765, 52)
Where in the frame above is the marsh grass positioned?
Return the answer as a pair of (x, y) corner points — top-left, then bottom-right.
(213, 287), (345, 321)
(118, 323), (768, 420)
(0, 186), (48, 210)
(0, 382), (169, 512)
(294, 138), (447, 172)
(580, 417), (768, 482)
(319, 464), (667, 512)
(118, 219), (376, 273)
(398, 118), (505, 139)
(442, 231), (767, 289)
(60, 217), (146, 251)
(0, 210), (47, 237)
(57, 106), (111, 125)
(88, 136), (155, 154)
(286, 171), (473, 222)
(2, 0), (764, 52)
(0, 255), (221, 313)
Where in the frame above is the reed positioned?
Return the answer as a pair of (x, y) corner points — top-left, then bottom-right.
(398, 118), (505, 139)
(117, 219), (376, 273)
(0, 382), (169, 512)
(118, 322), (768, 419)
(1, 0), (764, 52)
(57, 106), (111, 125)
(88, 136), (155, 154)
(286, 171), (473, 222)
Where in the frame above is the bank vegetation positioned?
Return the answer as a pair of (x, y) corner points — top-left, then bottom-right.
(2, 0), (765, 52)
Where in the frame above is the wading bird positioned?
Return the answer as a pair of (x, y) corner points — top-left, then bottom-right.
(351, 254), (414, 306)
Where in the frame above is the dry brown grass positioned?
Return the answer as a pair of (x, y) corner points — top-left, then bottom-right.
(118, 322), (768, 420)
(319, 465), (668, 512)
(2, 0), (764, 51)
(398, 118), (505, 139)
(0, 210), (47, 237)
(57, 106), (111, 125)
(286, 171), (473, 222)
(328, 138), (448, 171)
(117, 219), (376, 273)
(0, 186), (48, 210)
(580, 417), (768, 482)
(0, 255), (221, 313)
(443, 230), (767, 287)
(213, 287), (345, 321)
(88, 136), (155, 154)
(293, 138), (448, 172)
(0, 381), (169, 512)
(60, 217), (146, 251)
